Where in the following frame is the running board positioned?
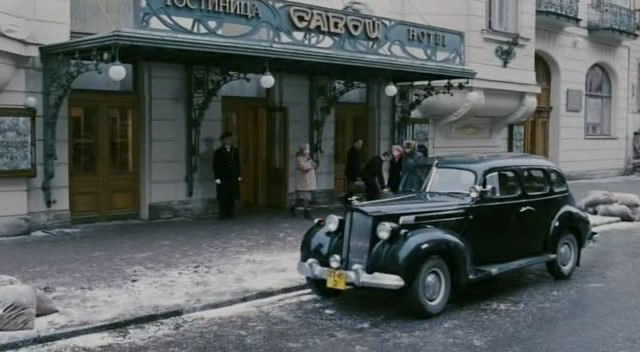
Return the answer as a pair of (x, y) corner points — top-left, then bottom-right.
(469, 254), (556, 282)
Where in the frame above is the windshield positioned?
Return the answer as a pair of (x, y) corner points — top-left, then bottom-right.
(399, 164), (433, 193)
(427, 167), (477, 193)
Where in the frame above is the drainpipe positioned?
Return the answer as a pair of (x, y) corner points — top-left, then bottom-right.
(625, 43), (632, 174)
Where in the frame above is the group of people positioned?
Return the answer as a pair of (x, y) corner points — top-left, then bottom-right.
(212, 130), (428, 221)
(344, 139), (428, 202)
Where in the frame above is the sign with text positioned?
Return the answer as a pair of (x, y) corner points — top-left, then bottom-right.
(0, 108), (36, 177)
(137, 0), (466, 66)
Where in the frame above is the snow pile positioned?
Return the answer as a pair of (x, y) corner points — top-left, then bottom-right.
(0, 275), (58, 332)
(579, 191), (640, 222)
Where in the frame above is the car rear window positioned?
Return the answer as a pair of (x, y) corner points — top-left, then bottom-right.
(549, 170), (568, 192)
(522, 169), (550, 194)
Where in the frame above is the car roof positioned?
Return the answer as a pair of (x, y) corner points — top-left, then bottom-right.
(414, 153), (559, 173)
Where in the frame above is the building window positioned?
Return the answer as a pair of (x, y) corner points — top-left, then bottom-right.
(585, 64), (612, 136)
(488, 0), (519, 34)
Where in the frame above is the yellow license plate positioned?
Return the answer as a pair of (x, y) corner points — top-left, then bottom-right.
(326, 270), (347, 290)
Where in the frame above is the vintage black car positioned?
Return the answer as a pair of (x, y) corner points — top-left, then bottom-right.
(298, 153), (599, 317)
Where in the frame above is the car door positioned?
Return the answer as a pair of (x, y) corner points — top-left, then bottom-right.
(466, 168), (524, 265)
(516, 168), (557, 257)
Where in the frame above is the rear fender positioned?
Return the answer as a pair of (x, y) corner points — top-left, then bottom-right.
(547, 205), (591, 265)
(394, 227), (471, 288)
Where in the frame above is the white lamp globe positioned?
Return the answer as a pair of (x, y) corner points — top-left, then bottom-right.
(24, 96), (38, 109)
(108, 63), (127, 82)
(260, 72), (276, 89)
(385, 82), (398, 97)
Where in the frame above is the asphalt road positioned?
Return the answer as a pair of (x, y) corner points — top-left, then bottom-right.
(18, 222), (640, 352)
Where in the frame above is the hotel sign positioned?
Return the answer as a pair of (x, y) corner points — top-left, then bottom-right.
(140, 0), (464, 65)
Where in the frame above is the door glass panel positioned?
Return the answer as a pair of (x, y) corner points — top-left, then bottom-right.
(70, 106), (99, 175)
(522, 169), (550, 194)
(109, 107), (134, 174)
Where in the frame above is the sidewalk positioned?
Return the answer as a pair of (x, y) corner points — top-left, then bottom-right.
(0, 211), (322, 348)
(0, 179), (631, 349)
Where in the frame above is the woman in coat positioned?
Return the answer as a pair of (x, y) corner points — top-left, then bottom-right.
(290, 144), (317, 219)
(387, 145), (404, 193)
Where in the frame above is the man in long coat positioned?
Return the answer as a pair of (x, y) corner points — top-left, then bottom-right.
(345, 139), (364, 201)
(213, 132), (241, 219)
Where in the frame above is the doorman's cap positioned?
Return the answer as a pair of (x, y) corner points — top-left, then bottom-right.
(220, 132), (233, 140)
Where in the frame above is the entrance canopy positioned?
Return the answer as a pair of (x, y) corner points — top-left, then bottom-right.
(40, 0), (475, 83)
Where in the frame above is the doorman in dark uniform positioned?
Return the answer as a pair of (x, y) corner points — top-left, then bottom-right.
(213, 132), (241, 220)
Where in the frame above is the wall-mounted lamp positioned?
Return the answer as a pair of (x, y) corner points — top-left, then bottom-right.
(108, 47), (127, 82)
(24, 96), (38, 109)
(385, 82), (398, 97)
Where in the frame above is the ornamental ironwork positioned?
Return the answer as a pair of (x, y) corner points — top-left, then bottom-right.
(588, 2), (638, 38)
(41, 52), (115, 208)
(186, 66), (250, 197)
(136, 0), (466, 66)
(494, 35), (520, 68)
(536, 0), (580, 22)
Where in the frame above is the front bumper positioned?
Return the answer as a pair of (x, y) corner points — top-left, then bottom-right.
(297, 259), (405, 290)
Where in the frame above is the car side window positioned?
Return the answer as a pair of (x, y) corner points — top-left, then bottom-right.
(522, 169), (550, 194)
(484, 170), (521, 197)
(549, 170), (568, 192)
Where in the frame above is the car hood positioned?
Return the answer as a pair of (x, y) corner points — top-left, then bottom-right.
(353, 193), (471, 216)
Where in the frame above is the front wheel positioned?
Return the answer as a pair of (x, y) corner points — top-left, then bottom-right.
(546, 232), (579, 280)
(410, 256), (451, 318)
(306, 278), (343, 298)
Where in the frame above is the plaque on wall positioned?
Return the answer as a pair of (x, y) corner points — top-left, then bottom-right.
(0, 107), (36, 177)
(566, 89), (583, 112)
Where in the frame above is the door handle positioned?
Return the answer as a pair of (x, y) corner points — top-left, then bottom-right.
(520, 206), (535, 213)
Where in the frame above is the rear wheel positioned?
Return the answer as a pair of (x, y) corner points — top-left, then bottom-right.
(546, 232), (579, 280)
(410, 256), (451, 317)
(306, 278), (343, 298)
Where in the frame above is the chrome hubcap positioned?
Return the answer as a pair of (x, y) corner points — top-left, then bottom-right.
(424, 270), (444, 303)
(558, 242), (574, 269)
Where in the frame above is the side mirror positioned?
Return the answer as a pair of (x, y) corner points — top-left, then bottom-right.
(469, 185), (494, 200)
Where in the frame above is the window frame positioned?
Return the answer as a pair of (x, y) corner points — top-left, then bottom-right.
(483, 168), (522, 199)
(520, 168), (551, 196)
(487, 0), (519, 35)
(585, 64), (613, 137)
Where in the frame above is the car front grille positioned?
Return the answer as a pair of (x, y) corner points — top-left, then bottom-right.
(342, 211), (374, 269)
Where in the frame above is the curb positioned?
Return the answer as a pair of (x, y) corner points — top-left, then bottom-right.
(0, 283), (307, 351)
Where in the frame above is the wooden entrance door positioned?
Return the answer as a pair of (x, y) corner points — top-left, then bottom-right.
(222, 98), (287, 208)
(525, 55), (552, 158)
(69, 94), (139, 221)
(334, 104), (369, 194)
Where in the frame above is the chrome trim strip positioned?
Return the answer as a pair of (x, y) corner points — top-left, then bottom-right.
(474, 193), (566, 207)
(414, 216), (466, 224)
(357, 194), (416, 206)
(399, 210), (466, 224)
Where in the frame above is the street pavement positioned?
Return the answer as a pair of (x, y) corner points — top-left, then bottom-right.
(0, 175), (638, 349)
(16, 221), (640, 352)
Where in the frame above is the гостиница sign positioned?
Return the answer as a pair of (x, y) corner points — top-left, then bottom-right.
(140, 0), (464, 65)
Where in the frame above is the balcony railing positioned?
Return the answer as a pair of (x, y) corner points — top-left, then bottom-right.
(588, 2), (638, 39)
(536, 0), (580, 24)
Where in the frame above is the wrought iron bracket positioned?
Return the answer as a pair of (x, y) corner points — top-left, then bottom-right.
(310, 79), (366, 166)
(42, 53), (106, 208)
(186, 66), (250, 197)
(495, 35), (520, 68)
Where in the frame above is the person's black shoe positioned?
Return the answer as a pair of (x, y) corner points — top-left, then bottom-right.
(289, 207), (296, 217)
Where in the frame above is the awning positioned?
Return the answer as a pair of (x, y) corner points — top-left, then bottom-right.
(40, 29), (475, 83)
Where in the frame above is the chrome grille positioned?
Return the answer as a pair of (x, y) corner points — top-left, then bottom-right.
(343, 211), (373, 269)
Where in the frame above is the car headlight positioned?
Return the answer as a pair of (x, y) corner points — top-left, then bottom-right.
(325, 215), (341, 232)
(376, 222), (397, 241)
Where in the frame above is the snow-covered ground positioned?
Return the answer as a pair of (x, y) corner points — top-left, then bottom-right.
(0, 250), (303, 345)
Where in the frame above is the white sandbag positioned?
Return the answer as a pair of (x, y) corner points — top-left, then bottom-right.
(579, 190), (616, 210)
(632, 206), (640, 222)
(35, 289), (58, 317)
(596, 204), (636, 222)
(0, 284), (36, 331)
(611, 192), (640, 209)
(0, 275), (21, 287)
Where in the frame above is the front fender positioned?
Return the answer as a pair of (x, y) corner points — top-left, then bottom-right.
(300, 224), (343, 266)
(380, 227), (471, 288)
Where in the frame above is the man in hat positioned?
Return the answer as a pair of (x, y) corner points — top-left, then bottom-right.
(213, 132), (241, 219)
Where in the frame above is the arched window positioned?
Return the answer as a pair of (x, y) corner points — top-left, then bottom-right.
(585, 65), (612, 136)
